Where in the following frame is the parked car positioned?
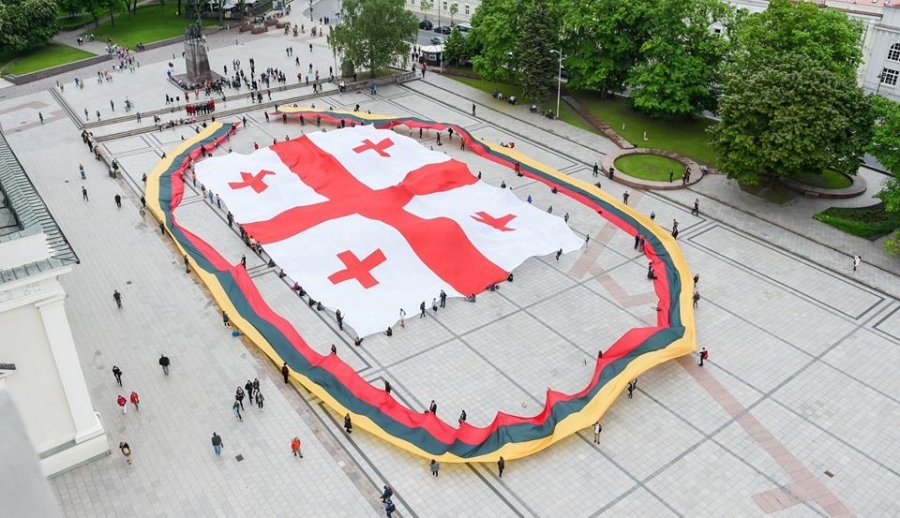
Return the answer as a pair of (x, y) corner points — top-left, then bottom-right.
(430, 36), (444, 45)
(419, 19), (433, 30)
(440, 25), (452, 34)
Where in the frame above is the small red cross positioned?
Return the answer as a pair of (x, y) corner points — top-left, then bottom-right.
(327, 249), (387, 289)
(353, 138), (394, 157)
(471, 211), (516, 232)
(229, 170), (275, 193)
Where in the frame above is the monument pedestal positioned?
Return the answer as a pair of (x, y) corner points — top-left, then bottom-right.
(184, 39), (213, 85)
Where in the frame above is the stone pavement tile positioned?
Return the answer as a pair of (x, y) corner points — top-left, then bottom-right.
(461, 310), (593, 396)
(694, 304), (812, 394)
(343, 425), (529, 517)
(681, 231), (859, 356)
(635, 361), (734, 435)
(773, 361), (900, 471)
(251, 272), (373, 372)
(490, 257), (577, 307)
(421, 289), (520, 338)
(822, 324), (900, 402)
(386, 338), (534, 425)
(690, 225), (883, 320)
(484, 434), (636, 517)
(175, 201), (268, 269)
(750, 399), (900, 517)
(672, 174), (900, 297)
(599, 389), (706, 481)
(646, 440), (794, 516)
(599, 486), (680, 516)
(527, 284), (647, 355)
(715, 421), (795, 489)
(873, 304), (900, 340)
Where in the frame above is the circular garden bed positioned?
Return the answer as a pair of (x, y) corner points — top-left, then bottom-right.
(613, 154), (685, 182)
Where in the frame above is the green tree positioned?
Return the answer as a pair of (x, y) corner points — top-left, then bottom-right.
(469, 0), (519, 83)
(443, 26), (466, 64)
(330, 0), (418, 78)
(869, 96), (900, 255)
(627, 0), (734, 118)
(517, 0), (558, 101)
(448, 2), (457, 25)
(0, 0), (59, 52)
(709, 53), (873, 186)
(558, 0), (651, 95)
(726, 0), (863, 80)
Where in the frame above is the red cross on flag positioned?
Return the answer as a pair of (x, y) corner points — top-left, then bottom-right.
(195, 125), (582, 336)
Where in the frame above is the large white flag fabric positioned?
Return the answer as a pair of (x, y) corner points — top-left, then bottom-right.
(196, 125), (582, 336)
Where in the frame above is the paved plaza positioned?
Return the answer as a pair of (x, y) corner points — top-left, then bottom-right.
(2, 7), (900, 517)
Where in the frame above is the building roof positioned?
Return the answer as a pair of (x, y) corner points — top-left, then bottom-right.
(0, 132), (78, 284)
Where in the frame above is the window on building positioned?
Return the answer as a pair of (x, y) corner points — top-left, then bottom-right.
(881, 68), (899, 86)
(443, 1), (448, 11)
(465, 4), (470, 14)
(888, 43), (900, 62)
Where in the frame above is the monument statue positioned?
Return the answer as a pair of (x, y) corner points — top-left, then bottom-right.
(183, 0), (213, 84)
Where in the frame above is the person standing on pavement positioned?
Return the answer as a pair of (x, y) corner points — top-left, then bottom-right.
(282, 362), (290, 383)
(211, 432), (223, 455)
(381, 485), (393, 503)
(498, 456), (505, 478)
(235, 386), (245, 410)
(699, 347), (709, 367)
(114, 194), (122, 208)
(232, 399), (243, 421)
(117, 394), (127, 414)
(291, 436), (303, 458)
(82, 186), (89, 201)
(344, 413), (353, 434)
(113, 290), (122, 309)
(222, 310), (231, 327)
(399, 308), (406, 328)
(853, 255), (861, 272)
(119, 442), (132, 465)
(255, 390), (264, 409)
(384, 500), (396, 517)
(158, 354), (170, 375)
(112, 365), (123, 385)
(428, 400), (437, 415)
(472, 103), (476, 116)
(439, 290), (447, 308)
(130, 390), (140, 411)
(430, 459), (440, 477)
(244, 380), (254, 403)
(593, 420), (602, 443)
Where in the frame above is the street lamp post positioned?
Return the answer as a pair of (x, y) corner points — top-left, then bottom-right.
(550, 49), (564, 119)
(876, 73), (884, 96)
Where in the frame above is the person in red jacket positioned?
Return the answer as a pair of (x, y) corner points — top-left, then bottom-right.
(130, 391), (140, 411)
(117, 394), (127, 414)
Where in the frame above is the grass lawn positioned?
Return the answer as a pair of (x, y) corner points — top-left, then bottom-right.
(0, 44), (95, 75)
(448, 75), (595, 133)
(792, 170), (853, 190)
(614, 154), (684, 182)
(83, 6), (217, 49)
(570, 92), (719, 167)
(814, 204), (900, 240)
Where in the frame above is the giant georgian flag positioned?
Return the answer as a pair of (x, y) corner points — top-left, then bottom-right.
(196, 125), (583, 335)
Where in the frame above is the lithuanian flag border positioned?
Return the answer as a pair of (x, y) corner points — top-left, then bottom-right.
(145, 113), (696, 463)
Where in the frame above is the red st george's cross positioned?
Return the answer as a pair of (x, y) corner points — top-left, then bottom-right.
(234, 137), (513, 294)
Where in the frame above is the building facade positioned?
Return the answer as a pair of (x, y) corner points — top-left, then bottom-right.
(406, 0), (900, 102)
(0, 132), (108, 477)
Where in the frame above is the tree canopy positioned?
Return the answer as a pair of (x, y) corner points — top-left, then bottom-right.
(469, 0), (521, 83)
(869, 96), (900, 254)
(0, 0), (59, 52)
(558, 0), (650, 95)
(330, 0), (418, 78)
(709, 53), (873, 185)
(517, 0), (558, 101)
(726, 0), (863, 80)
(627, 0), (734, 118)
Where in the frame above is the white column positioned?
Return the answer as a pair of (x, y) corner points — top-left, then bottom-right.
(36, 294), (105, 443)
